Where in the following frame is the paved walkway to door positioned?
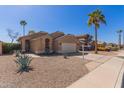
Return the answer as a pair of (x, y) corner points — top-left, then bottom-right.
(26, 53), (41, 58)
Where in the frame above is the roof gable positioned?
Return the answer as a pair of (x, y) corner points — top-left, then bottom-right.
(18, 31), (48, 41)
(55, 34), (79, 43)
(50, 31), (64, 39)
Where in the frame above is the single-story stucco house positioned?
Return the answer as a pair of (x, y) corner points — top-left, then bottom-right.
(0, 41), (2, 55)
(18, 31), (80, 54)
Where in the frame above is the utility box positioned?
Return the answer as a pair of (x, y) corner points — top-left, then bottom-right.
(0, 41), (2, 55)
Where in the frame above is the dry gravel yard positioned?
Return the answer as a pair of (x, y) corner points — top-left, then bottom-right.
(0, 55), (90, 88)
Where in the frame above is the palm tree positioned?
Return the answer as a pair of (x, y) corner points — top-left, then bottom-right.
(20, 20), (27, 36)
(117, 30), (123, 49)
(123, 31), (124, 49)
(88, 9), (106, 54)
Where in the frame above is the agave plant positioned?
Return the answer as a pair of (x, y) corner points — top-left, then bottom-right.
(15, 54), (32, 73)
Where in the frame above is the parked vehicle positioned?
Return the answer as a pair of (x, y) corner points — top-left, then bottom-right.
(110, 47), (119, 51)
(97, 46), (110, 51)
(79, 45), (93, 51)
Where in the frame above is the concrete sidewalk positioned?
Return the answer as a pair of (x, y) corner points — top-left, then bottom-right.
(68, 52), (124, 88)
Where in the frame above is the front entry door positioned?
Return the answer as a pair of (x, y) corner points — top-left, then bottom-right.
(25, 40), (30, 52)
(45, 38), (50, 53)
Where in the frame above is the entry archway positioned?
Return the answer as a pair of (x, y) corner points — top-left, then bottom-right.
(45, 38), (50, 53)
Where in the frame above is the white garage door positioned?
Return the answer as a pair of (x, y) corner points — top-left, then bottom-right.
(61, 43), (76, 53)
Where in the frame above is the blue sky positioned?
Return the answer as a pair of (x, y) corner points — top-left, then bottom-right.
(0, 5), (124, 43)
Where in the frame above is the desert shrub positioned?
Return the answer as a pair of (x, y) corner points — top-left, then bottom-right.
(15, 54), (32, 73)
(2, 42), (21, 54)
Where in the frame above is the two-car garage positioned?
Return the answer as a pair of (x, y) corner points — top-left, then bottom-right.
(61, 43), (77, 53)
(55, 34), (79, 53)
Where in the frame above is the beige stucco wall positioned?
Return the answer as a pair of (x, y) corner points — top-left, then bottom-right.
(21, 39), (26, 52)
(53, 40), (60, 53)
(19, 37), (30, 52)
(19, 35), (53, 54)
(30, 35), (53, 54)
(30, 38), (43, 54)
(0, 42), (2, 55)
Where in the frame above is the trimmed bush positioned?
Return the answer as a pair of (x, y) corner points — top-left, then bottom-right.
(2, 42), (21, 54)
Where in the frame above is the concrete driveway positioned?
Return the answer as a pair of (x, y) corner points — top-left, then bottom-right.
(68, 50), (124, 88)
(76, 54), (105, 61)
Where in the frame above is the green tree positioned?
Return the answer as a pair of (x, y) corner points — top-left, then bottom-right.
(20, 20), (27, 36)
(88, 9), (106, 54)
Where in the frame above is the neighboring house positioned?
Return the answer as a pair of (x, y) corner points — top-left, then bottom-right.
(18, 31), (79, 54)
(0, 41), (2, 55)
(76, 34), (93, 50)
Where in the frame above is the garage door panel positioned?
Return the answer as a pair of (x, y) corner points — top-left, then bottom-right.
(62, 43), (76, 53)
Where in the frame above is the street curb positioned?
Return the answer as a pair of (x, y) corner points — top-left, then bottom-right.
(114, 59), (124, 88)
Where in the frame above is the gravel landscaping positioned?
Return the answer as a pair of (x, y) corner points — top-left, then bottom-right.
(0, 55), (90, 88)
